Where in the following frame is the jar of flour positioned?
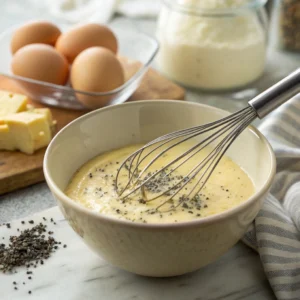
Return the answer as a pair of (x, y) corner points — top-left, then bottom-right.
(156, 0), (268, 90)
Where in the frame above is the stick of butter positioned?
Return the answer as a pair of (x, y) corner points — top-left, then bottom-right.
(0, 90), (56, 155)
(0, 110), (54, 154)
(0, 90), (28, 117)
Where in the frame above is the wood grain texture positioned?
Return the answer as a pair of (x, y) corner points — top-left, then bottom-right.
(0, 62), (185, 195)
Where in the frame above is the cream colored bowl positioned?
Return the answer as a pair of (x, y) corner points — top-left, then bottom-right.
(44, 101), (276, 277)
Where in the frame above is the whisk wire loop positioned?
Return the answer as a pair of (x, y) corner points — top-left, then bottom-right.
(115, 106), (257, 210)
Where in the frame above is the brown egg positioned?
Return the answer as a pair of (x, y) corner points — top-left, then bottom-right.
(71, 47), (124, 108)
(11, 44), (69, 85)
(11, 21), (61, 54)
(56, 23), (118, 63)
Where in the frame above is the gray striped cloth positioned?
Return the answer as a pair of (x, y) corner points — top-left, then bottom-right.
(242, 95), (300, 300)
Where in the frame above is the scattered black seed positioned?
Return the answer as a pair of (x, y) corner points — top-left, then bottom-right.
(0, 222), (62, 276)
(14, 287), (17, 290)
(28, 291), (31, 294)
(63, 245), (67, 248)
(6, 223), (11, 229)
(89, 173), (93, 178)
(13, 281), (17, 285)
(28, 220), (34, 224)
(204, 205), (208, 208)
(21, 221), (25, 225)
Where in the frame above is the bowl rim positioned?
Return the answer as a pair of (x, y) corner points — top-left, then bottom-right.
(44, 100), (276, 229)
(0, 22), (159, 96)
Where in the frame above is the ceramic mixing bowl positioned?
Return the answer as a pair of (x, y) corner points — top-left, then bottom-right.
(44, 100), (276, 277)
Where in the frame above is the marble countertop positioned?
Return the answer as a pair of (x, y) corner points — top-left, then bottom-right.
(1, 207), (275, 300)
(1, 2), (300, 299)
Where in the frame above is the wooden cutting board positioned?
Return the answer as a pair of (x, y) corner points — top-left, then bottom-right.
(0, 62), (185, 195)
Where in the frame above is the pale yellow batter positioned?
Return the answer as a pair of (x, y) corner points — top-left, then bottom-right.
(65, 144), (255, 223)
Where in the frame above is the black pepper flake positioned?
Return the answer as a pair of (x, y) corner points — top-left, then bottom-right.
(0, 222), (62, 275)
(28, 220), (34, 224)
(204, 204), (208, 208)
(28, 291), (32, 294)
(182, 203), (189, 209)
(21, 221), (25, 224)
(89, 173), (93, 178)
(6, 223), (11, 229)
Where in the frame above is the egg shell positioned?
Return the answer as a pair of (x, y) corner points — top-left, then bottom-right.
(71, 47), (125, 108)
(11, 21), (61, 54)
(55, 23), (118, 63)
(11, 44), (69, 85)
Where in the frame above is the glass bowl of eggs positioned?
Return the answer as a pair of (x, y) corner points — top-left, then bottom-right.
(0, 21), (159, 110)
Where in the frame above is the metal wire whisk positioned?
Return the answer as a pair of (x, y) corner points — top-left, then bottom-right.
(115, 69), (300, 211)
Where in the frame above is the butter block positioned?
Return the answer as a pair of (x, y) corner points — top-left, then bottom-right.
(33, 108), (57, 135)
(0, 109), (53, 154)
(0, 123), (12, 150)
(0, 90), (28, 117)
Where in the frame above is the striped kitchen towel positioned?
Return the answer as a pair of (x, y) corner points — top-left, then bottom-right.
(242, 95), (300, 300)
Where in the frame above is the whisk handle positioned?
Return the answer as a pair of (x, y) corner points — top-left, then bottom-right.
(249, 68), (300, 118)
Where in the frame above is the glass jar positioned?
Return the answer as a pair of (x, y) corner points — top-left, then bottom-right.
(271, 0), (300, 51)
(156, 0), (268, 91)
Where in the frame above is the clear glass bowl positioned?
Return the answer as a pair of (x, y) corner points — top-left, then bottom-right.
(0, 24), (159, 110)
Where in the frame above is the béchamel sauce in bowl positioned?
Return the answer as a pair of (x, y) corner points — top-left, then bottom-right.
(44, 101), (276, 277)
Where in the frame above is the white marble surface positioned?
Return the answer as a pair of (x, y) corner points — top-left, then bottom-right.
(1, 207), (275, 300)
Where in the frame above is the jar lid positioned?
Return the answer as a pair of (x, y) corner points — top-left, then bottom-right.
(163, 0), (267, 15)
